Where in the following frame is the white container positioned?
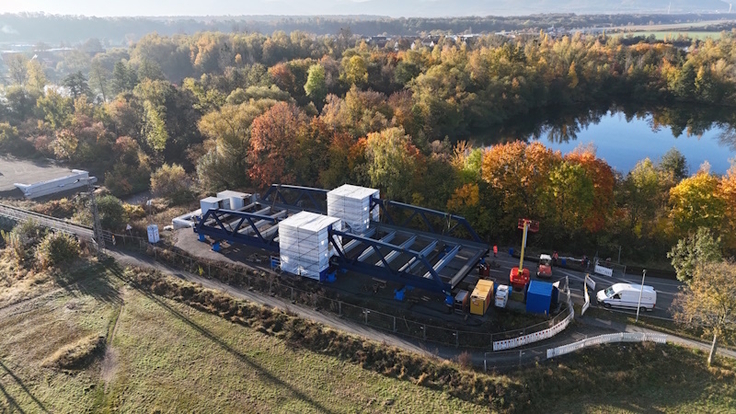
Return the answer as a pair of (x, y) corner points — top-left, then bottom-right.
(216, 190), (250, 210)
(147, 224), (160, 244)
(327, 184), (379, 234)
(495, 285), (509, 308)
(278, 211), (342, 281)
(200, 197), (224, 215)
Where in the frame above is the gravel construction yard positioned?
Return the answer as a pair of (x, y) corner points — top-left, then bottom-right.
(0, 156), (81, 197)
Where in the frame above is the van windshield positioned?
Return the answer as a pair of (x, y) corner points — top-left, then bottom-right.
(604, 287), (615, 297)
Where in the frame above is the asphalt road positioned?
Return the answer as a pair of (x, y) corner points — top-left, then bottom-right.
(485, 253), (683, 320)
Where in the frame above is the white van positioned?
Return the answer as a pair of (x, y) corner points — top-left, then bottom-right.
(596, 283), (656, 312)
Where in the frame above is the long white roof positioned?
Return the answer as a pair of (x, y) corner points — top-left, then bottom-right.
(280, 211), (341, 232)
(328, 184), (378, 200)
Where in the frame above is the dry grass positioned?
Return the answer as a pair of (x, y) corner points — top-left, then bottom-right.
(42, 334), (105, 370)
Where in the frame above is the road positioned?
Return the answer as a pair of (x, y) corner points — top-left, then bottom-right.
(1, 204), (732, 367)
(485, 253), (683, 320)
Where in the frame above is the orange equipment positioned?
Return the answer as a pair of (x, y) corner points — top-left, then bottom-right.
(510, 218), (539, 290)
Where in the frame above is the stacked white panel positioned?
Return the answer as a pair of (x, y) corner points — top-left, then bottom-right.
(279, 211), (342, 280)
(327, 184), (379, 234)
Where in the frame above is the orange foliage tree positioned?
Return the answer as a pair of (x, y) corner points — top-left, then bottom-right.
(248, 102), (308, 188)
(565, 146), (615, 233)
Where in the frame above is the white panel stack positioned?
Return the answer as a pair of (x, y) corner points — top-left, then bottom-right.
(327, 184), (380, 234)
(279, 211), (342, 281)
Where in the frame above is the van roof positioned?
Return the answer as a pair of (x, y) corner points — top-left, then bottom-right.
(612, 283), (655, 292)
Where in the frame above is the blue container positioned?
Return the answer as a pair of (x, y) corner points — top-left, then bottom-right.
(526, 280), (554, 315)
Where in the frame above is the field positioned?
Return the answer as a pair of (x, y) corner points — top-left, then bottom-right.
(620, 31), (723, 40)
(1, 258), (735, 413)
(0, 263), (488, 413)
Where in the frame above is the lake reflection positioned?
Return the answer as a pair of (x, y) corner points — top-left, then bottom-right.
(476, 105), (736, 175)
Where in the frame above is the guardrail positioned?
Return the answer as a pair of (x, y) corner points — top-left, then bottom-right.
(546, 332), (668, 359)
(0, 203), (94, 240)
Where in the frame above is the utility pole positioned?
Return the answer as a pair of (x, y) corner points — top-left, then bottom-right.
(88, 179), (104, 258)
(635, 269), (646, 322)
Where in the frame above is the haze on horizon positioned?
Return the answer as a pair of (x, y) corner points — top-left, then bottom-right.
(0, 0), (731, 18)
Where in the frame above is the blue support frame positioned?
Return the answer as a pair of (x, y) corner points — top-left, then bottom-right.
(370, 198), (482, 242)
(194, 208), (282, 252)
(328, 228), (451, 294)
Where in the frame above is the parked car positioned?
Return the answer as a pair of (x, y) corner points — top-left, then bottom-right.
(596, 283), (656, 312)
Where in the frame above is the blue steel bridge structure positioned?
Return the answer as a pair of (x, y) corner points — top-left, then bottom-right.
(193, 184), (488, 303)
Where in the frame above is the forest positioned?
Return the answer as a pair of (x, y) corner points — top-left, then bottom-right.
(0, 12), (733, 44)
(2, 30), (736, 262)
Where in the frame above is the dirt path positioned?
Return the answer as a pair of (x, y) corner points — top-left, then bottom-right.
(101, 289), (124, 392)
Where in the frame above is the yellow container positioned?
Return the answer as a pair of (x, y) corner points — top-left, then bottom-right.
(470, 279), (494, 316)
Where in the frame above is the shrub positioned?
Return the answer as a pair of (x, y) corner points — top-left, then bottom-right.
(1, 219), (45, 264)
(150, 163), (192, 204)
(36, 231), (80, 269)
(97, 194), (127, 231)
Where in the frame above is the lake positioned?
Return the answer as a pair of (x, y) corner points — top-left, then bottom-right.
(486, 106), (736, 176)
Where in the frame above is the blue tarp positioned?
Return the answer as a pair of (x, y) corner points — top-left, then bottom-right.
(526, 280), (554, 315)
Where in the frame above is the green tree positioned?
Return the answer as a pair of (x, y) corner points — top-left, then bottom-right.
(5, 54), (29, 85)
(659, 147), (689, 182)
(96, 195), (127, 231)
(36, 88), (74, 129)
(304, 64), (327, 104)
(673, 260), (736, 366)
(26, 59), (47, 92)
(668, 227), (723, 283)
(342, 55), (368, 87)
(63, 71), (92, 99)
(89, 59), (110, 102)
(112, 61), (138, 95)
(364, 127), (419, 201)
(623, 158), (663, 237)
(543, 161), (595, 235)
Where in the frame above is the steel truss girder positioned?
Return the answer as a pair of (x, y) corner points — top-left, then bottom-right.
(260, 184), (328, 214)
(328, 228), (450, 294)
(370, 198), (482, 242)
(194, 208), (282, 252)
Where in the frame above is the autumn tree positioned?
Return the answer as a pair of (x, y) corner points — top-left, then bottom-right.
(151, 163), (191, 204)
(668, 166), (726, 237)
(565, 146), (615, 233)
(197, 100), (276, 190)
(542, 161), (595, 238)
(482, 141), (561, 232)
(248, 102), (308, 188)
(673, 260), (736, 366)
(5, 54), (29, 85)
(622, 158), (664, 237)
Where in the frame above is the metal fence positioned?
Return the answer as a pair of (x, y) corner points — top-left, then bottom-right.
(546, 332), (668, 359)
(104, 232), (579, 351)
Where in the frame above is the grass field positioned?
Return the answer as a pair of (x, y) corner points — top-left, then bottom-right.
(0, 265), (488, 413)
(618, 31), (723, 40)
(1, 260), (735, 413)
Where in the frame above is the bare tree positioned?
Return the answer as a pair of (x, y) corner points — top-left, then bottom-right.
(673, 260), (736, 366)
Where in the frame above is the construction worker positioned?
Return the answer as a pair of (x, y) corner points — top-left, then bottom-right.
(552, 251), (559, 265)
(493, 245), (498, 258)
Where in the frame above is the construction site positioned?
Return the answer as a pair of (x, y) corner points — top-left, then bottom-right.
(171, 183), (568, 337)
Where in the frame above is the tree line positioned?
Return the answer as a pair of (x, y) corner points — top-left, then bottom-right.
(2, 30), (736, 262)
(0, 13), (731, 44)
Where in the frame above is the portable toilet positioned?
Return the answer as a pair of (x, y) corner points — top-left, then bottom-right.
(470, 279), (494, 316)
(525, 280), (554, 315)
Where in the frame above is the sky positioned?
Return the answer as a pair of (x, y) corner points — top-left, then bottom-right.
(0, 0), (410, 17)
